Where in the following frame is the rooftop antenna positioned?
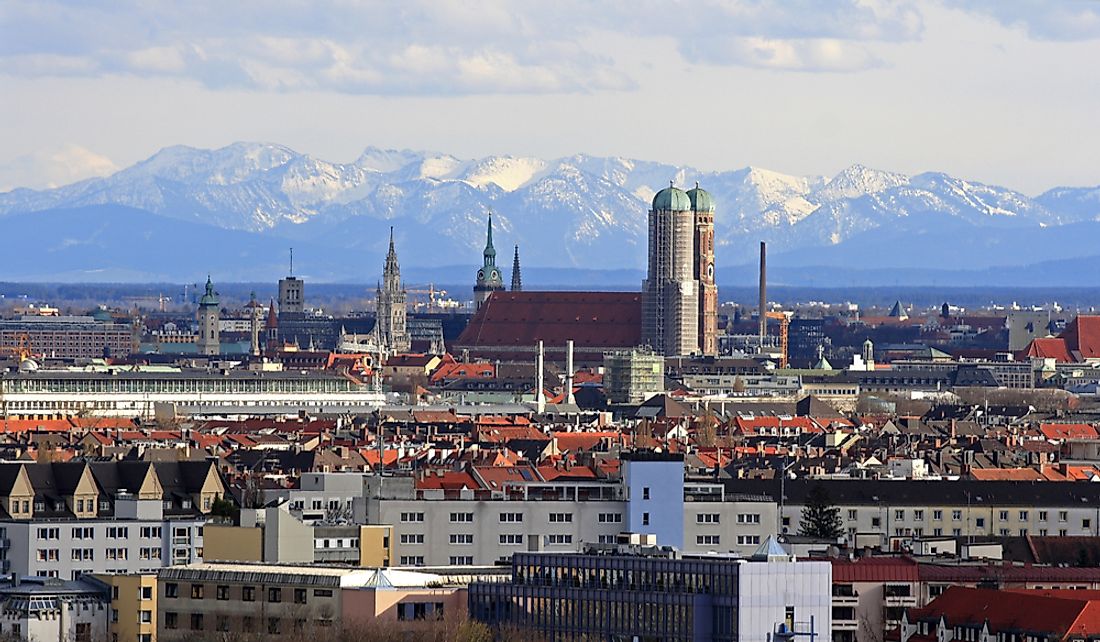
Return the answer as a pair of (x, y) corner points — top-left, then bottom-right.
(289, 248), (294, 277)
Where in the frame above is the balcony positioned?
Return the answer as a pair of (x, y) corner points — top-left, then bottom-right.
(884, 594), (918, 607)
(833, 619), (858, 631)
(832, 585), (858, 606)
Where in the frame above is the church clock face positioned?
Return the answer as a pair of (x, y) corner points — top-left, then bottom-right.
(491, 270), (499, 280)
(477, 269), (484, 280)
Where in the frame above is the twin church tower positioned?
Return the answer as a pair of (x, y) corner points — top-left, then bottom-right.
(641, 182), (718, 357)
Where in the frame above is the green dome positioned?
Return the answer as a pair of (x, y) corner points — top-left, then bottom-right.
(198, 276), (219, 307)
(652, 183), (691, 211)
(686, 183), (715, 212)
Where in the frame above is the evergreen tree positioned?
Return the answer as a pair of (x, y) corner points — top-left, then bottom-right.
(799, 483), (843, 539)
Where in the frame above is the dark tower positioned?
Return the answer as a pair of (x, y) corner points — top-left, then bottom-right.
(511, 245), (523, 292)
(376, 227), (410, 353)
(474, 211), (505, 310)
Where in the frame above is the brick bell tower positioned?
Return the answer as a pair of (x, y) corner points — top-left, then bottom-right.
(687, 182), (718, 356)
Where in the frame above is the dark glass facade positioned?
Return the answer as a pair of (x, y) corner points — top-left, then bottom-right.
(469, 551), (740, 641)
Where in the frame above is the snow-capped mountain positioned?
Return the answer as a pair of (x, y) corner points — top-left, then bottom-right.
(0, 142), (1098, 282)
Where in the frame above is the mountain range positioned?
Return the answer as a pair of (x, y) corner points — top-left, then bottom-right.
(1, 142), (1099, 285)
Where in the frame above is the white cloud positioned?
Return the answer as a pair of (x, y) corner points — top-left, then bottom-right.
(946, 1), (1100, 40)
(0, 0), (931, 93)
(0, 144), (118, 191)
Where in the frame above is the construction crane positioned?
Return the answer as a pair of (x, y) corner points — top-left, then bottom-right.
(765, 311), (792, 368)
(406, 284), (448, 313)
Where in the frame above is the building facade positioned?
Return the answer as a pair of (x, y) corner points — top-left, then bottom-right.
(0, 316), (135, 360)
(687, 183), (718, 357)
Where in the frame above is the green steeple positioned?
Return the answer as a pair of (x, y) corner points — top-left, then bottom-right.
(483, 210), (497, 266)
(198, 275), (219, 307)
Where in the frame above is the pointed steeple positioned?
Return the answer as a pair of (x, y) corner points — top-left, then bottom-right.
(483, 210), (497, 266)
(511, 244), (523, 292)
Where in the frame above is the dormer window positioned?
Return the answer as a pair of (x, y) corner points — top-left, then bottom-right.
(182, 499), (192, 509)
(34, 501), (44, 512)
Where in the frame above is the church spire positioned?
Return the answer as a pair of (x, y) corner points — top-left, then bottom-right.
(511, 244), (522, 292)
(483, 210), (496, 267)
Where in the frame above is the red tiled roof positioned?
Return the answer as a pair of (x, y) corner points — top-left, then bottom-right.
(918, 564), (1100, 583)
(1023, 337), (1074, 362)
(969, 468), (1046, 481)
(415, 470), (479, 490)
(910, 586), (1100, 637)
(454, 291), (642, 356)
(1040, 423), (1099, 441)
(831, 556), (920, 583)
(1060, 316), (1100, 360)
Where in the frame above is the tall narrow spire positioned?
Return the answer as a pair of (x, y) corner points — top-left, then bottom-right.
(484, 210), (496, 266)
(511, 244), (523, 292)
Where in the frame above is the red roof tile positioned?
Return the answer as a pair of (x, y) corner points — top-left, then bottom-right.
(832, 556), (920, 583)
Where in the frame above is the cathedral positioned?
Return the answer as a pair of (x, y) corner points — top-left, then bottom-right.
(374, 227), (411, 354)
(641, 182), (718, 357)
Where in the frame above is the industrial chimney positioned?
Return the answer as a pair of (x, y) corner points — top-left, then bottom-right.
(565, 340), (576, 405)
(536, 340), (546, 413)
(758, 241), (767, 344)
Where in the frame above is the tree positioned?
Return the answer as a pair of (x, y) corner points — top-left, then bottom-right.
(799, 483), (843, 539)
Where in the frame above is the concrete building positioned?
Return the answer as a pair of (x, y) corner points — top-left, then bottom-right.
(469, 539), (831, 642)
(157, 563), (470, 639)
(622, 451), (685, 550)
(375, 227), (411, 355)
(0, 575), (110, 642)
(643, 183), (700, 356)
(96, 572), (158, 642)
(0, 316), (135, 360)
(473, 212), (505, 311)
(0, 460), (224, 578)
(603, 347), (665, 404)
(0, 366), (384, 419)
(195, 277), (220, 356)
(278, 275), (304, 317)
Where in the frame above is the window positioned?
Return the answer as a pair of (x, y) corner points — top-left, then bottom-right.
(1060, 511), (1068, 522)
(165, 583), (179, 598)
(847, 510), (857, 520)
(139, 610), (152, 623)
(401, 512), (425, 523)
(216, 585), (229, 600)
(400, 533), (424, 545)
(642, 512), (650, 526)
(165, 612), (178, 629)
(1039, 511), (1049, 521)
(216, 615), (230, 632)
(737, 535), (761, 546)
(697, 534), (721, 545)
(914, 510), (925, 520)
(895, 510), (905, 520)
(499, 534), (524, 545)
(933, 528), (943, 536)
(294, 588), (307, 604)
(737, 513), (761, 524)
(546, 534), (573, 545)
(449, 555), (474, 565)
(643, 487), (651, 500)
(190, 614), (204, 631)
(140, 586), (152, 600)
(499, 512), (523, 523)
(999, 511), (1009, 521)
(933, 510), (943, 520)
(314, 588), (334, 597)
(599, 512), (623, 523)
(1019, 511), (1029, 521)
(871, 517), (881, 528)
(191, 584), (204, 599)
(1085, 519), (1093, 530)
(400, 555), (425, 565)
(268, 618), (281, 635)
(450, 512), (474, 523)
(268, 587), (282, 603)
(952, 510), (962, 521)
(549, 513), (573, 523)
(598, 534), (617, 544)
(697, 513), (720, 524)
(449, 534), (474, 545)
(976, 518), (986, 528)
(72, 527), (94, 539)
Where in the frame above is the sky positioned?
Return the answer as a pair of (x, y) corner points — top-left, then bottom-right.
(1, 0), (1099, 194)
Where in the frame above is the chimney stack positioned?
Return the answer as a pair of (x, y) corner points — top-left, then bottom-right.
(759, 241), (767, 344)
(565, 340), (576, 405)
(536, 340), (546, 413)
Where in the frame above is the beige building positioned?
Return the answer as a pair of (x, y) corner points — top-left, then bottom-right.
(157, 563), (468, 639)
(642, 184), (700, 356)
(97, 572), (158, 642)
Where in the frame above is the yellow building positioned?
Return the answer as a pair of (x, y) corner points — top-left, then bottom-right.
(203, 513), (393, 568)
(96, 573), (157, 642)
(358, 525), (394, 567)
(202, 524), (264, 562)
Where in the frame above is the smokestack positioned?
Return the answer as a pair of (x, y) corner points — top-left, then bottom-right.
(759, 241), (767, 343)
(536, 340), (546, 413)
(565, 340), (575, 405)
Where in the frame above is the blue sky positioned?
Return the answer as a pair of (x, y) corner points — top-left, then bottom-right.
(1, 0), (1099, 193)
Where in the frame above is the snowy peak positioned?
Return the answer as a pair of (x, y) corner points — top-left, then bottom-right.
(814, 164), (909, 202)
